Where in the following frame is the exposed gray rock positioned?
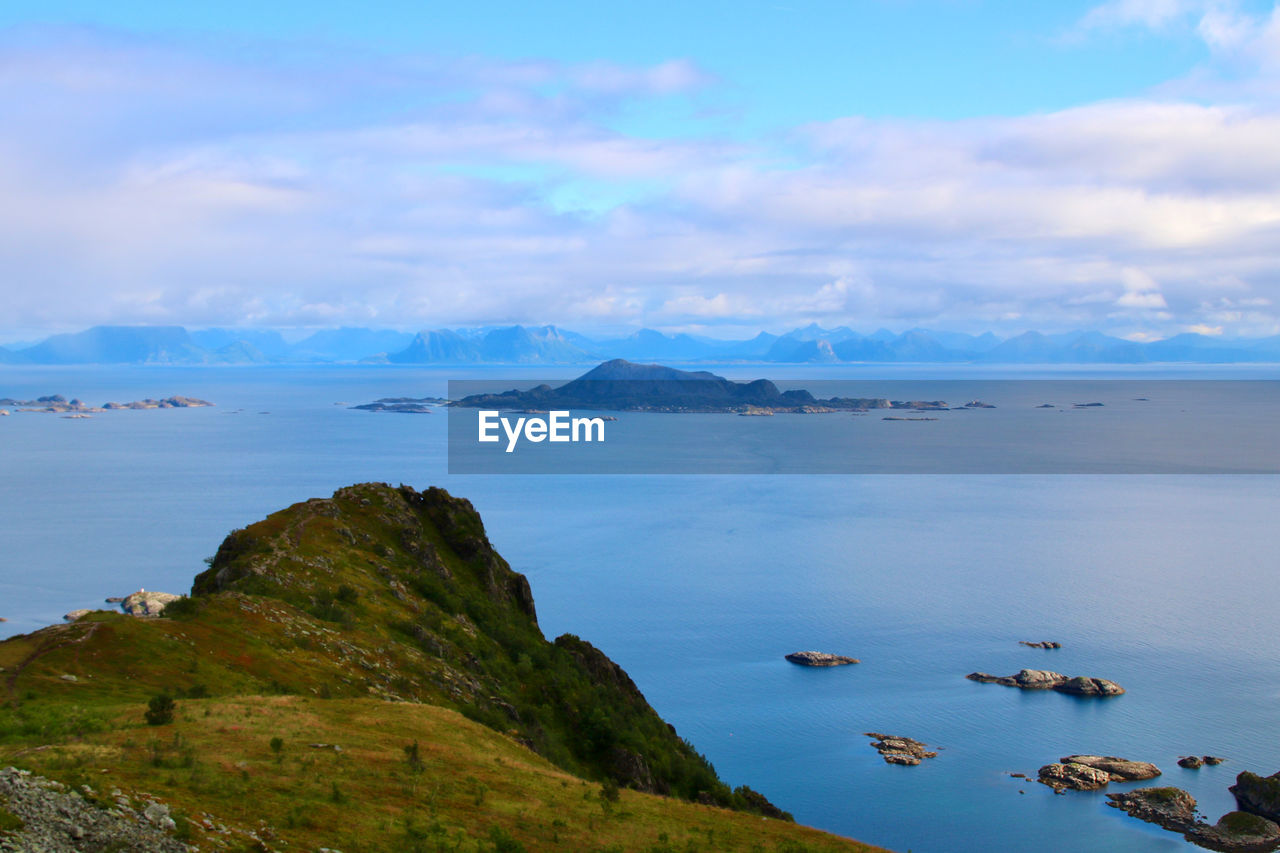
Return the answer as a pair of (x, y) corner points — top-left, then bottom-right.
(119, 590), (182, 617)
(785, 651), (859, 666)
(966, 668), (1124, 696)
(1182, 756), (1207, 769)
(63, 610), (92, 623)
(0, 766), (188, 852)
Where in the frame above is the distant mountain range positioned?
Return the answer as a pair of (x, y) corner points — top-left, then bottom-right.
(2, 323), (1280, 365)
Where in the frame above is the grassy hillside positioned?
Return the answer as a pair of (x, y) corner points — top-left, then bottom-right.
(0, 483), (884, 852)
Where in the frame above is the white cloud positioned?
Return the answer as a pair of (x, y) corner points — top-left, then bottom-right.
(2, 26), (1280, 337)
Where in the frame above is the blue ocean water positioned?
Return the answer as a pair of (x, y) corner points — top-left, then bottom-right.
(3, 364), (1280, 853)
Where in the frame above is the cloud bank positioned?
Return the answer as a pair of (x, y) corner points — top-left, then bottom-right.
(2, 10), (1280, 337)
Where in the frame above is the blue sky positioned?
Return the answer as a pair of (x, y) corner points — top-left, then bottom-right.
(2, 1), (1279, 338)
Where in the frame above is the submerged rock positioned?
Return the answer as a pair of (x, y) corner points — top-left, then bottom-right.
(966, 668), (1124, 696)
(865, 733), (937, 766)
(785, 651), (859, 666)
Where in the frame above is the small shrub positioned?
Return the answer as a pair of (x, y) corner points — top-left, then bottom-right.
(404, 740), (423, 772)
(487, 825), (527, 853)
(144, 694), (176, 726)
(269, 737), (284, 761)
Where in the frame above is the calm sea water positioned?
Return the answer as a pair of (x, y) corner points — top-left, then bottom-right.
(3, 364), (1280, 853)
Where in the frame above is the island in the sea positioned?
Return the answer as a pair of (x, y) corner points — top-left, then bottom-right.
(451, 359), (951, 413)
(0, 394), (213, 414)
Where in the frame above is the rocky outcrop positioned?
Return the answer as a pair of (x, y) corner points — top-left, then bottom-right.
(1039, 756), (1160, 791)
(1107, 787), (1199, 831)
(63, 610), (92, 623)
(1109, 787), (1280, 852)
(865, 733), (937, 766)
(785, 651), (859, 666)
(119, 591), (182, 617)
(0, 766), (187, 852)
(1232, 772), (1280, 824)
(966, 668), (1124, 696)
(1019, 640), (1062, 649)
(1040, 762), (1113, 791)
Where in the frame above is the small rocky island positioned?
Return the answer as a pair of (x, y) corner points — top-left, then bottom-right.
(865, 733), (937, 766)
(1108, 783), (1280, 852)
(351, 396), (448, 413)
(451, 359), (949, 414)
(967, 668), (1124, 696)
(1038, 755), (1162, 791)
(0, 394), (212, 414)
(1019, 640), (1062, 649)
(785, 651), (859, 666)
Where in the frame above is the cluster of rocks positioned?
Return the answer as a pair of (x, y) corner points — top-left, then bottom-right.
(784, 651), (859, 666)
(0, 766), (188, 852)
(1019, 640), (1062, 649)
(1180, 755), (1229, 769)
(65, 590), (183, 623)
(1108, 784), (1280, 853)
(1037, 755), (1162, 791)
(865, 733), (937, 766)
(966, 668), (1124, 696)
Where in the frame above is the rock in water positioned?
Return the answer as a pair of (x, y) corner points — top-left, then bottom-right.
(119, 590), (182, 617)
(1039, 756), (1160, 791)
(1109, 787), (1280, 852)
(785, 651), (859, 666)
(1182, 756), (1206, 769)
(1107, 787), (1199, 831)
(1062, 755), (1162, 781)
(63, 609), (92, 622)
(1019, 640), (1062, 649)
(1232, 772), (1280, 824)
(1040, 762), (1113, 791)
(966, 668), (1124, 696)
(865, 733), (937, 766)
